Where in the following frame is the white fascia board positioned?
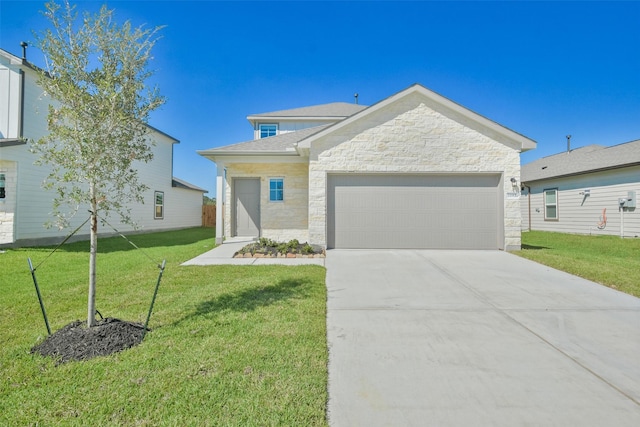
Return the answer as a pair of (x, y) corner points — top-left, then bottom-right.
(297, 83), (537, 152)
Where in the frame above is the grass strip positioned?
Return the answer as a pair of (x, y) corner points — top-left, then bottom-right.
(0, 227), (327, 426)
(516, 230), (640, 297)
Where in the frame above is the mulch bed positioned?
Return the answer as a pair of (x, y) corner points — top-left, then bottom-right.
(31, 318), (147, 364)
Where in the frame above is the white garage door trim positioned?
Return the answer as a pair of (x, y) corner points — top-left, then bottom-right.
(327, 173), (503, 249)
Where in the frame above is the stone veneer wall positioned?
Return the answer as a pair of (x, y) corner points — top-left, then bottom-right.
(308, 92), (522, 250)
(224, 162), (310, 242)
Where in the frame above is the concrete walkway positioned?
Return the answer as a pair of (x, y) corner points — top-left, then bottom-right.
(326, 249), (640, 426)
(181, 237), (325, 266)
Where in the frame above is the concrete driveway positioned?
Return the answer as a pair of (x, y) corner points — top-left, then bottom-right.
(326, 250), (640, 426)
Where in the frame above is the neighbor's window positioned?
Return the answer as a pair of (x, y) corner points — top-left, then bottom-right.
(154, 191), (164, 219)
(0, 173), (5, 199)
(544, 188), (558, 220)
(259, 124), (277, 138)
(269, 178), (284, 202)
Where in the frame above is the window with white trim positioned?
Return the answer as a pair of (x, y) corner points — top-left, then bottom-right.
(0, 173), (5, 200)
(259, 124), (277, 138)
(544, 188), (558, 220)
(269, 178), (284, 202)
(154, 191), (164, 219)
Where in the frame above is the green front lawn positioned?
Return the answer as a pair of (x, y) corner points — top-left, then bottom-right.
(516, 231), (640, 298)
(0, 227), (327, 426)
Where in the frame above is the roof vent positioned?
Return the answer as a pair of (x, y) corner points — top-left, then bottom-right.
(354, 93), (359, 104)
(20, 41), (28, 60)
(566, 134), (572, 153)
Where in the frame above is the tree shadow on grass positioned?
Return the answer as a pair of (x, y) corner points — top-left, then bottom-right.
(174, 278), (312, 326)
(44, 227), (215, 254)
(521, 244), (551, 250)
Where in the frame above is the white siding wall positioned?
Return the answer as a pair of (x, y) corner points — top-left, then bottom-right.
(0, 65), (203, 246)
(522, 166), (640, 237)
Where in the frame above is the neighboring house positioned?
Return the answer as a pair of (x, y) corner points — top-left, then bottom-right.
(521, 141), (640, 238)
(199, 83), (536, 250)
(0, 47), (205, 247)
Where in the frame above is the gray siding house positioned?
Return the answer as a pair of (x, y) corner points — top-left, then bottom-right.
(0, 47), (205, 247)
(521, 140), (640, 238)
(199, 84), (536, 250)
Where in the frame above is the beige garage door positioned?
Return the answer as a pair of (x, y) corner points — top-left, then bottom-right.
(327, 174), (502, 249)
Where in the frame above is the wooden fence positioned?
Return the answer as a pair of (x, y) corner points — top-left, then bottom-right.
(202, 205), (216, 227)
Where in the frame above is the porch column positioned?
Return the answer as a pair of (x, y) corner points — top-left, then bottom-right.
(215, 162), (225, 245)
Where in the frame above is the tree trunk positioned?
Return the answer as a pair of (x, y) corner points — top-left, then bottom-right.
(88, 189), (98, 328)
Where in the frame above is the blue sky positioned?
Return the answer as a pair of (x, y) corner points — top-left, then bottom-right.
(2, 1), (639, 196)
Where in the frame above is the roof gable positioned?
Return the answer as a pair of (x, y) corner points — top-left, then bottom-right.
(297, 83), (536, 152)
(522, 140), (640, 182)
(0, 48), (28, 67)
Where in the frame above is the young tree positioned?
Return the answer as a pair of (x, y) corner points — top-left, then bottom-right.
(31, 0), (165, 327)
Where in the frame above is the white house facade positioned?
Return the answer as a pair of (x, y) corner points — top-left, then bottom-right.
(521, 141), (640, 238)
(0, 48), (205, 247)
(199, 84), (536, 250)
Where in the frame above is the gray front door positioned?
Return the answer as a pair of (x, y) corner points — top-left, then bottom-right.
(234, 178), (260, 237)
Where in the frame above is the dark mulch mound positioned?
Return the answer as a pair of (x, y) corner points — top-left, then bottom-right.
(31, 318), (147, 364)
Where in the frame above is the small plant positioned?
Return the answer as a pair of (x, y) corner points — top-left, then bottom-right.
(258, 237), (277, 247)
(286, 239), (300, 253)
(235, 238), (324, 258)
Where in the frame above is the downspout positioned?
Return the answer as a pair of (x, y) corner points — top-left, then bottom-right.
(523, 184), (531, 232)
(19, 41), (27, 139)
(18, 69), (25, 139)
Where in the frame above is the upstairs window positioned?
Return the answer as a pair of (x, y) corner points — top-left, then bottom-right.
(269, 178), (284, 202)
(154, 191), (164, 219)
(544, 188), (558, 220)
(0, 173), (5, 199)
(259, 124), (277, 138)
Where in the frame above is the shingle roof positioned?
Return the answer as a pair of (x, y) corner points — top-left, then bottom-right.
(0, 138), (26, 147)
(248, 102), (366, 119)
(521, 140), (640, 182)
(200, 124), (331, 155)
(172, 177), (207, 192)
